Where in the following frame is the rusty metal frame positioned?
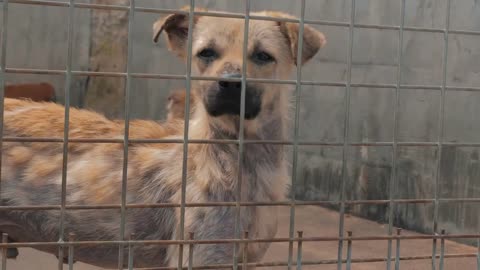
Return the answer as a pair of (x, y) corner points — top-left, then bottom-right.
(0, 0), (479, 269)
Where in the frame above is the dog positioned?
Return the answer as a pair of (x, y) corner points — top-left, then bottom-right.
(4, 82), (55, 102)
(0, 6), (325, 268)
(166, 89), (196, 122)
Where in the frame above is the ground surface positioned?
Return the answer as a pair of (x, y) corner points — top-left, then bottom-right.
(1, 206), (477, 269)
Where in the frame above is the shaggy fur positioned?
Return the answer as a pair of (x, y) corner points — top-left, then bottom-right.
(0, 6), (325, 268)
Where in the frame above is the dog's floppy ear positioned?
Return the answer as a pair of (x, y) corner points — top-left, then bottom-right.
(152, 6), (205, 58)
(267, 12), (326, 65)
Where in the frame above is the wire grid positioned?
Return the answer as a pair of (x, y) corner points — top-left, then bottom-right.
(0, 0), (479, 269)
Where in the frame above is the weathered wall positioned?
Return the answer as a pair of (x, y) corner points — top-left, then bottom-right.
(2, 0), (480, 242)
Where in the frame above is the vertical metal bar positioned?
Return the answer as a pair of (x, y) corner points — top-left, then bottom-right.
(439, 230), (446, 270)
(287, 0), (307, 268)
(0, 0), (8, 210)
(337, 0), (356, 269)
(346, 231), (353, 270)
(118, 0), (135, 268)
(0, 0), (7, 261)
(433, 0), (451, 269)
(477, 237), (480, 270)
(127, 233), (135, 270)
(188, 232), (194, 270)
(394, 229), (401, 270)
(296, 231), (303, 270)
(58, 0), (76, 269)
(1, 233), (7, 270)
(68, 233), (75, 270)
(178, 0), (195, 268)
(387, 0), (406, 269)
(242, 231), (249, 270)
(233, 0), (250, 269)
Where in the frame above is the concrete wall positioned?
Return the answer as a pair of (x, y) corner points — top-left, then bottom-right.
(2, 0), (480, 242)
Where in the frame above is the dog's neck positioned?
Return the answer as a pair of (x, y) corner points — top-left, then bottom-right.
(187, 94), (289, 200)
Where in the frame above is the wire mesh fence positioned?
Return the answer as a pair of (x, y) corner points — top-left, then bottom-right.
(0, 0), (479, 269)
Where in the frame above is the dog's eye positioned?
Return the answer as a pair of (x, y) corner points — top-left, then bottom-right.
(252, 51), (275, 64)
(197, 48), (218, 62)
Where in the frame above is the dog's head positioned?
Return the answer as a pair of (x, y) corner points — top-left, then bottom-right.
(154, 7), (326, 125)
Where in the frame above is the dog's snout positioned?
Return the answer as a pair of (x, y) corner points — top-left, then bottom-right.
(218, 73), (242, 92)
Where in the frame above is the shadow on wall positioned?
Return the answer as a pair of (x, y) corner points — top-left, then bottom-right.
(293, 145), (480, 246)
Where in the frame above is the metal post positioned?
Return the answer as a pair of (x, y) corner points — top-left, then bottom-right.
(433, 0), (451, 269)
(387, 0), (406, 269)
(118, 0), (136, 268)
(1, 233), (8, 270)
(395, 229), (402, 270)
(188, 232), (194, 270)
(296, 231), (303, 270)
(178, 1), (195, 269)
(233, 0), (251, 269)
(68, 233), (75, 270)
(337, 0), (356, 269)
(346, 231), (353, 270)
(287, 0), (307, 268)
(58, 0), (76, 268)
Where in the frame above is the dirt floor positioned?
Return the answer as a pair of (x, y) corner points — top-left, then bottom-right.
(1, 206), (477, 269)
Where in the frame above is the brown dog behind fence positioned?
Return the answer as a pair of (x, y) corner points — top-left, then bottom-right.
(4, 82), (55, 102)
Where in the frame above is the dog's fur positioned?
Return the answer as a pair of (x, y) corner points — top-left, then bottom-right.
(0, 7), (325, 268)
(166, 89), (196, 122)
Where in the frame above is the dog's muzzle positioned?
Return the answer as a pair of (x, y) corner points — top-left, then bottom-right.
(204, 74), (262, 120)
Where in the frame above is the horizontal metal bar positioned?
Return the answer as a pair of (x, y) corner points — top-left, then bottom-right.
(5, 137), (480, 148)
(0, 198), (477, 211)
(5, 68), (480, 91)
(0, 234), (478, 249)
(1, 0), (479, 37)
(134, 253), (478, 270)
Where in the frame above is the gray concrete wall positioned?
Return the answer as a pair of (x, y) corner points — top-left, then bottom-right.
(2, 0), (480, 242)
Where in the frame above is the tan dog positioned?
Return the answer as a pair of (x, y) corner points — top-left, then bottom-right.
(0, 7), (325, 268)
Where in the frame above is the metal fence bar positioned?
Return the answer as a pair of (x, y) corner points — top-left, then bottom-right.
(68, 233), (75, 270)
(439, 230), (446, 270)
(387, 1), (406, 269)
(57, 0), (75, 268)
(6, 136), (480, 147)
(188, 233), (194, 270)
(117, 0), (136, 268)
(432, 0), (451, 269)
(346, 231), (353, 270)
(337, 0), (356, 269)
(0, 233), (477, 247)
(242, 231), (249, 270)
(1, 234), (7, 270)
(287, 0), (307, 268)
(232, 0), (250, 268)
(395, 229), (401, 270)
(4, 0), (480, 36)
(477, 238), (480, 270)
(0, 198), (477, 211)
(296, 231), (303, 270)
(128, 233), (136, 270)
(5, 66), (480, 92)
(177, 1), (195, 269)
(0, 0), (8, 227)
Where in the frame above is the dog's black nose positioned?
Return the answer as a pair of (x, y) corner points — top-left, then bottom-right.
(218, 73), (242, 92)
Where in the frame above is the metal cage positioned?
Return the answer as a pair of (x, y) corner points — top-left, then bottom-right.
(0, 0), (479, 269)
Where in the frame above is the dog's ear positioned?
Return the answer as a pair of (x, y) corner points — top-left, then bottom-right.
(153, 6), (205, 58)
(267, 12), (326, 65)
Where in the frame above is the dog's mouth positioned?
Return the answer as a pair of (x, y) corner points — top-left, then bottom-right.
(204, 86), (262, 120)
